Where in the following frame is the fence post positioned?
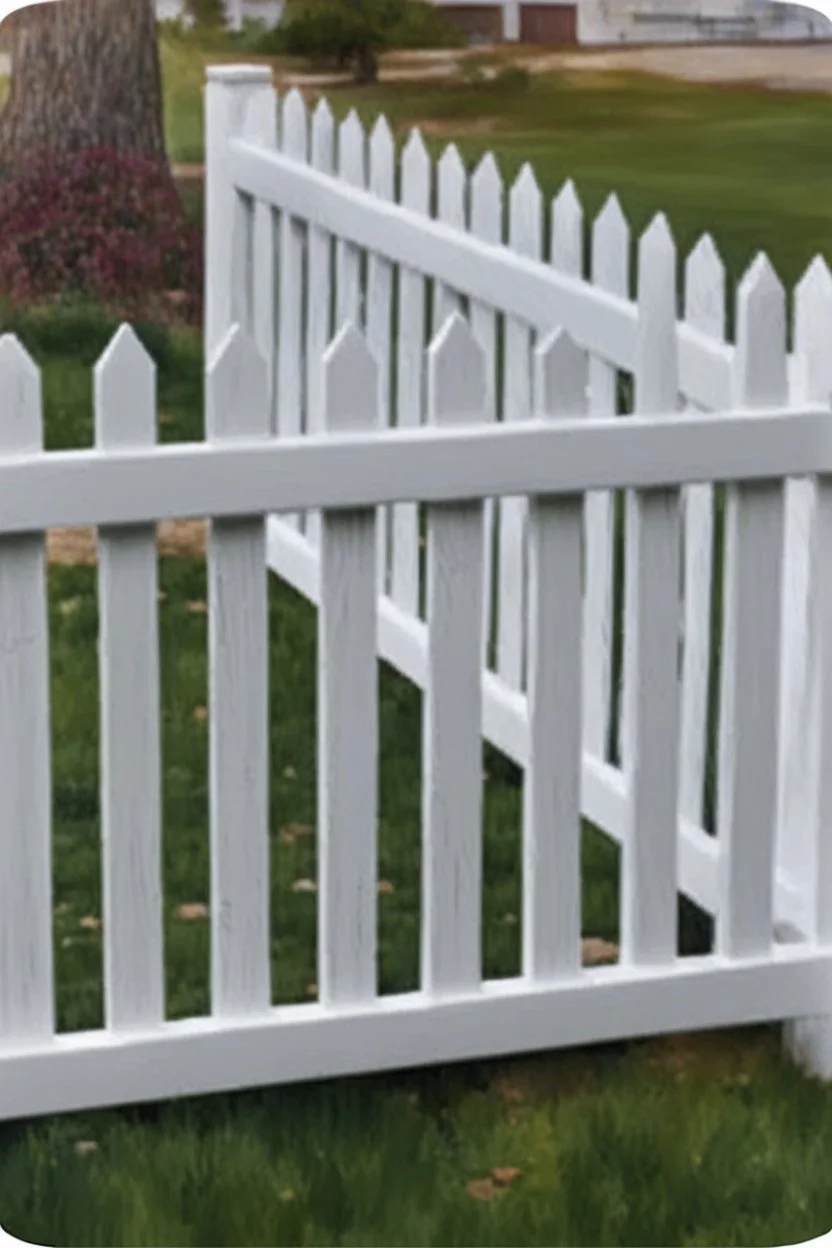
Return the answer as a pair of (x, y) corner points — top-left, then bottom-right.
(204, 64), (275, 364)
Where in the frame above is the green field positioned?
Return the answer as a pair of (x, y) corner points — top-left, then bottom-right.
(1, 31), (832, 1248)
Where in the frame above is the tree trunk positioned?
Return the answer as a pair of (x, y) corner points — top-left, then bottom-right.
(351, 43), (378, 83)
(0, 0), (168, 178)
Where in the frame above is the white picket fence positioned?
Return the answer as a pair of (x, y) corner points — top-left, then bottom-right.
(3, 66), (832, 1124)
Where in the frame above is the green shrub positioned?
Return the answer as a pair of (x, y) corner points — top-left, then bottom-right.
(260, 0), (463, 78)
(386, 1), (465, 49)
(185, 0), (226, 26)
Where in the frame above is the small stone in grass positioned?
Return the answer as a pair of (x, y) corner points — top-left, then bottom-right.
(79, 915), (101, 931)
(193, 706), (208, 723)
(187, 600), (208, 615)
(74, 1140), (98, 1158)
(491, 1166), (522, 1186)
(59, 597), (81, 616)
(177, 903), (208, 921)
(283, 765), (297, 780)
(378, 880), (395, 895)
(581, 937), (619, 966)
(467, 1178), (495, 1202)
(279, 823), (313, 845)
(292, 878), (316, 894)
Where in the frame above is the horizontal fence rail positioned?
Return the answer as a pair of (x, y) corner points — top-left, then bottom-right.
(0, 392), (827, 535)
(229, 138), (737, 413)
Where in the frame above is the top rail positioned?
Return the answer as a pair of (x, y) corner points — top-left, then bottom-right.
(228, 139), (736, 412)
(0, 403), (827, 537)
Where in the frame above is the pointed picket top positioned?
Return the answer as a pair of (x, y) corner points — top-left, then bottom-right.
(437, 141), (465, 184)
(592, 192), (628, 244)
(437, 142), (466, 229)
(638, 211), (675, 265)
(338, 109), (367, 186)
(795, 253), (832, 321)
(322, 323), (379, 434)
(280, 87), (308, 158)
(508, 162), (542, 253)
(0, 334), (42, 452)
(369, 114), (395, 198)
(636, 213), (677, 415)
(534, 328), (589, 422)
(311, 97), (335, 169)
(735, 252), (787, 407)
(206, 324), (270, 441)
(684, 232), (725, 335)
(402, 125), (429, 168)
(509, 161), (541, 208)
(94, 324), (156, 449)
(470, 150), (502, 200)
(591, 193), (630, 292)
(794, 255), (832, 402)
(469, 150), (503, 241)
(427, 312), (486, 427)
(400, 127), (431, 210)
(550, 178), (583, 276)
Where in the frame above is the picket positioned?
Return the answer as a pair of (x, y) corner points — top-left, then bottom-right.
(0, 336), (53, 1045)
(584, 194), (629, 762)
(498, 163), (542, 692)
(95, 326), (165, 1032)
(319, 326), (379, 1006)
(275, 89), (308, 532)
(433, 144), (467, 331)
(717, 255), (788, 958)
(305, 98), (335, 550)
(245, 80), (279, 431)
(620, 214), (682, 967)
(422, 314), (486, 996)
(366, 116), (396, 596)
(679, 233), (724, 832)
(523, 329), (587, 981)
(468, 152), (503, 668)
(336, 110), (366, 328)
(392, 128), (430, 618)
(206, 326), (272, 1016)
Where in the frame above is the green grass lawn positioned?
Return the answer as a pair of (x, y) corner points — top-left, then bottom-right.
(2, 35), (832, 1248)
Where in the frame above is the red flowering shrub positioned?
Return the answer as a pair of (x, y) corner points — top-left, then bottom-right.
(0, 148), (202, 325)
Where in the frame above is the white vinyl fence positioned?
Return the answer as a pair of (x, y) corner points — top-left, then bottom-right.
(3, 64), (832, 1124)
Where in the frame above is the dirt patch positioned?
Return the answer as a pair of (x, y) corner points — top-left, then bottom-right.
(636, 1026), (781, 1081)
(47, 520), (207, 567)
(171, 163), (205, 180)
(414, 116), (502, 138)
(273, 42), (832, 96)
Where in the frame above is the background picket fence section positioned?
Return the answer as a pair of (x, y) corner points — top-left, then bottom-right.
(207, 64), (825, 938)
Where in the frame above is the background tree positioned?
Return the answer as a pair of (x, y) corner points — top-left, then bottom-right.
(275, 0), (463, 84)
(0, 0), (168, 178)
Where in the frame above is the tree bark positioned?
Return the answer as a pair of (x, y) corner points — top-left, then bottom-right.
(0, 0), (168, 178)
